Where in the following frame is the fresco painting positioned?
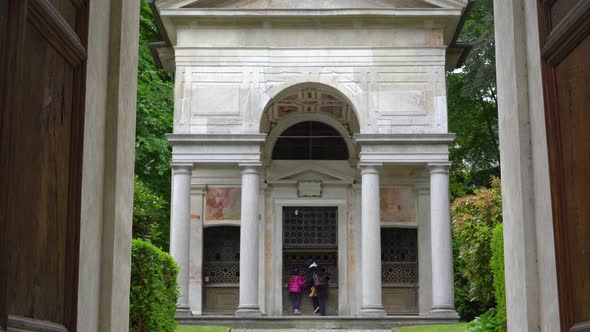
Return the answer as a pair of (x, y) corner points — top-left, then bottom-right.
(380, 187), (416, 223)
(205, 187), (242, 222)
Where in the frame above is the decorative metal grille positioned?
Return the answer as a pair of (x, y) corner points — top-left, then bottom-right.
(283, 207), (337, 247)
(283, 251), (338, 287)
(381, 228), (418, 285)
(381, 263), (418, 285)
(203, 263), (240, 284)
(203, 226), (240, 284)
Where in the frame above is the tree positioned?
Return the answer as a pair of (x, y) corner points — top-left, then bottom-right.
(449, 0), (499, 198)
(134, 0), (174, 249)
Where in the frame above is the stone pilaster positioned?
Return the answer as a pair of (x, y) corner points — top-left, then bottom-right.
(189, 186), (205, 315)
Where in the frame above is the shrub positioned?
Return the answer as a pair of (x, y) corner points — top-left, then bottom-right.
(490, 224), (506, 331)
(129, 239), (179, 332)
(452, 177), (502, 320)
(466, 308), (502, 332)
(133, 176), (168, 248)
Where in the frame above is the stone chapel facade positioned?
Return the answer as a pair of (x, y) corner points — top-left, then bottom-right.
(152, 0), (470, 319)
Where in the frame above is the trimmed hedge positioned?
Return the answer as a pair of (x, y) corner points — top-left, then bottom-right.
(490, 223), (506, 331)
(130, 239), (179, 332)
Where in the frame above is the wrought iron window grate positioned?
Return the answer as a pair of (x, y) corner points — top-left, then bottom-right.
(283, 251), (338, 287)
(283, 207), (337, 247)
(203, 226), (240, 284)
(381, 228), (418, 285)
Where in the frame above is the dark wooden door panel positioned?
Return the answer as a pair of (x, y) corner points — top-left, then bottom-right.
(555, 34), (590, 331)
(538, 1), (590, 331)
(0, 0), (88, 330)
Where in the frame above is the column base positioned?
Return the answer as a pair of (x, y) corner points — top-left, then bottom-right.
(235, 305), (262, 317)
(176, 304), (191, 317)
(429, 307), (460, 319)
(360, 305), (386, 317)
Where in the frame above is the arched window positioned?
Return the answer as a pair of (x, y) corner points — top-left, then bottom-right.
(271, 121), (349, 160)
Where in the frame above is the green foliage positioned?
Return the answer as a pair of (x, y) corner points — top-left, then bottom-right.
(490, 224), (506, 331)
(454, 270), (492, 322)
(130, 239), (179, 332)
(134, 0), (174, 249)
(133, 176), (168, 248)
(466, 308), (502, 332)
(448, 73), (500, 199)
(459, 0), (496, 101)
(448, 0), (499, 198)
(452, 178), (502, 320)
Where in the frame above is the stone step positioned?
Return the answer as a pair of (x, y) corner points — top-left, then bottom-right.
(231, 330), (395, 332)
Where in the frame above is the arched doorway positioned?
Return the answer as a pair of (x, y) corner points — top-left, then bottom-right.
(261, 84), (360, 315)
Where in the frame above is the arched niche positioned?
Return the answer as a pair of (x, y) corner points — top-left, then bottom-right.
(260, 83), (361, 163)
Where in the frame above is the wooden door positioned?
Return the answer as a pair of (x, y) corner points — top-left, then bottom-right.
(0, 0), (89, 330)
(537, 1), (590, 331)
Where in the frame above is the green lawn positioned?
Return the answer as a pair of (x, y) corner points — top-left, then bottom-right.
(398, 323), (468, 332)
(176, 326), (230, 332)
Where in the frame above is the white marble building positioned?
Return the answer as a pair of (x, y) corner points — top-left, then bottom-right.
(152, 0), (470, 319)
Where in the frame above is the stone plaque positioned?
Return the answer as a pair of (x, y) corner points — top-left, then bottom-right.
(298, 181), (322, 197)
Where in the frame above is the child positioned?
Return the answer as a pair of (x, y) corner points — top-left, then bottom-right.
(287, 268), (306, 314)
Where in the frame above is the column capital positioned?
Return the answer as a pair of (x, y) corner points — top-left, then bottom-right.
(428, 162), (451, 175)
(171, 163), (193, 173)
(239, 162), (262, 175)
(359, 162), (383, 175)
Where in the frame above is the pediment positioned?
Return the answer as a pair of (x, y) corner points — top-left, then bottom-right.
(174, 0), (465, 10)
(270, 164), (355, 183)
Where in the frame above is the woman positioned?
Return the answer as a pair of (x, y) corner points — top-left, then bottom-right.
(308, 261), (328, 316)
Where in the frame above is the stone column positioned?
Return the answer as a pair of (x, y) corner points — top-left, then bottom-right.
(236, 164), (262, 317)
(428, 163), (457, 317)
(360, 164), (386, 317)
(170, 163), (193, 310)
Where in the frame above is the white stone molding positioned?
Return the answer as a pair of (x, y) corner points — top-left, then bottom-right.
(359, 163), (386, 317)
(168, 134), (266, 164)
(427, 162), (458, 318)
(355, 134), (454, 164)
(236, 164), (263, 317)
(170, 163), (194, 310)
